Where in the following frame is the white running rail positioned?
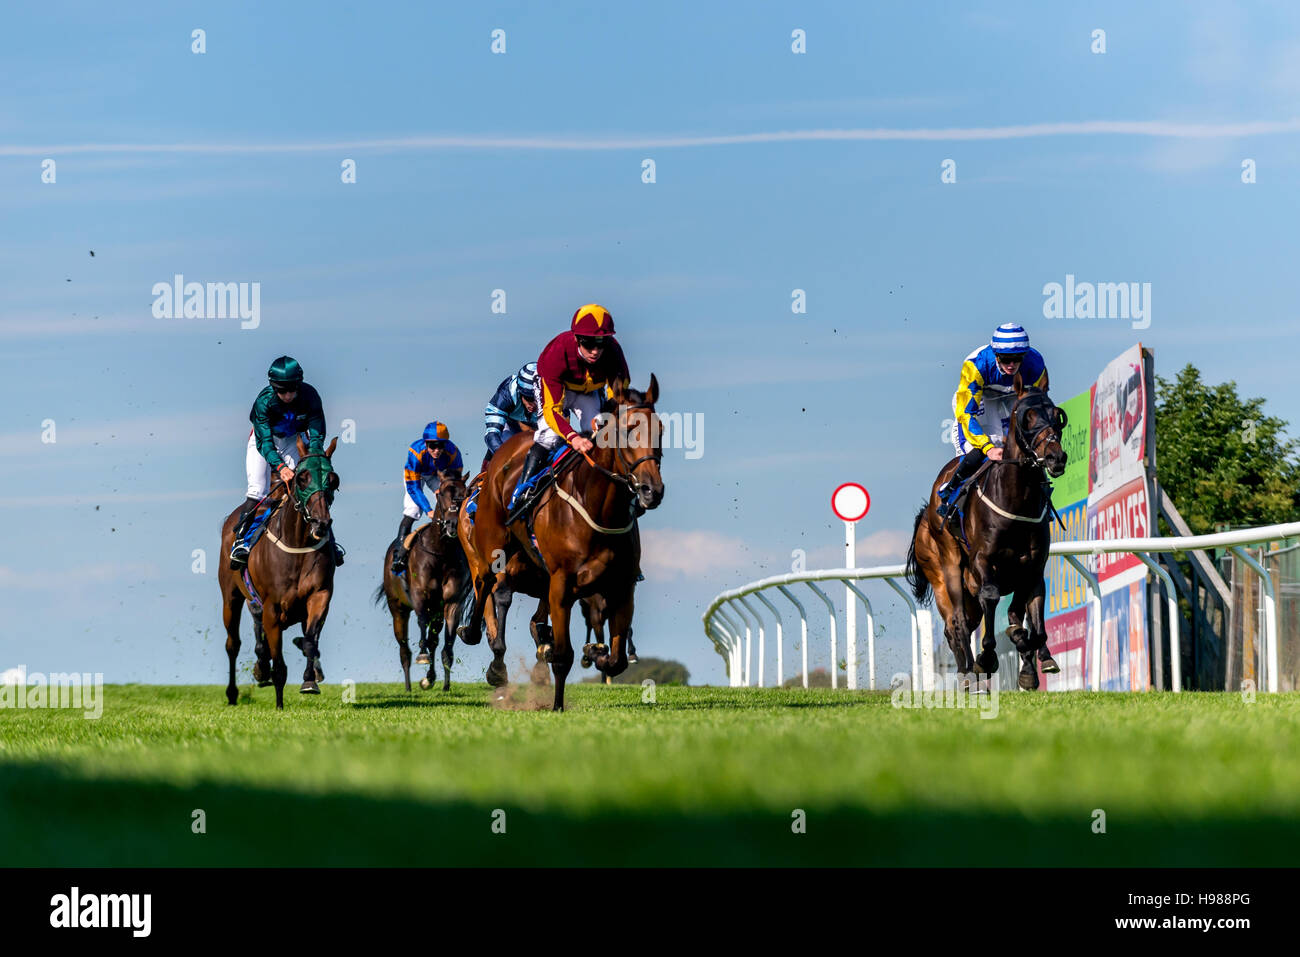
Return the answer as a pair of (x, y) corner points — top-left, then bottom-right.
(702, 521), (1300, 694)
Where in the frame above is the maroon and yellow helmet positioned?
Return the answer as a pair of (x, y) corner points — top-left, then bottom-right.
(571, 304), (615, 338)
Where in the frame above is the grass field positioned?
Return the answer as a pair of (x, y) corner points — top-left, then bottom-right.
(2, 681), (1298, 866)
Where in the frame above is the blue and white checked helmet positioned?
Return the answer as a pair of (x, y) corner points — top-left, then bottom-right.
(515, 362), (537, 397)
(990, 323), (1030, 354)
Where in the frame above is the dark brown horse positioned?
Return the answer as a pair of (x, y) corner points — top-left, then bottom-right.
(219, 436), (340, 709)
(459, 376), (664, 710)
(905, 381), (1067, 690)
(374, 470), (471, 691)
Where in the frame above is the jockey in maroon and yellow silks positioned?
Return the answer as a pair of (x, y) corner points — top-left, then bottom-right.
(507, 304), (630, 514)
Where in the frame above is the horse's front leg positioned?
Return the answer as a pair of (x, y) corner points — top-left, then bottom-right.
(485, 577), (514, 688)
(1026, 577), (1057, 676)
(593, 591), (633, 680)
(251, 615), (273, 687)
(971, 556), (1003, 677)
(547, 572), (576, 711)
(262, 612), (289, 710)
(528, 599), (552, 685)
(300, 591), (330, 694)
(222, 586), (243, 706)
(414, 591), (436, 690)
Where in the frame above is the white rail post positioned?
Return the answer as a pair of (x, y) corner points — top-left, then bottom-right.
(1064, 555), (1102, 691)
(1134, 553), (1181, 692)
(831, 484), (870, 690)
(718, 622), (742, 688)
(883, 577), (922, 692)
(739, 595), (767, 688)
(726, 599), (756, 687)
(845, 523), (857, 690)
(777, 585), (810, 688)
(845, 580), (877, 690)
(754, 590), (785, 689)
(1230, 545), (1279, 694)
(706, 623), (736, 684)
(716, 608), (746, 686)
(804, 582), (838, 689)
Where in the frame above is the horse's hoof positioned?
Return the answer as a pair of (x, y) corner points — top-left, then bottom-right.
(530, 662), (550, 686)
(580, 656), (592, 668)
(300, 680), (320, 694)
(1018, 671), (1039, 691)
(292, 636), (304, 652)
(419, 676), (432, 690)
(976, 652), (999, 675)
(537, 643), (553, 663)
(252, 660), (270, 685)
(313, 660), (325, 682)
(485, 662), (508, 688)
(416, 653), (432, 666)
(1039, 656), (1060, 674)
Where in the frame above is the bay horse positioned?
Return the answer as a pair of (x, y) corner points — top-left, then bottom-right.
(458, 375), (664, 710)
(218, 435), (340, 709)
(456, 473), (622, 687)
(373, 470), (471, 692)
(905, 381), (1067, 691)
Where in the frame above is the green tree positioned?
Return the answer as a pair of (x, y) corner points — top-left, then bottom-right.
(1155, 364), (1300, 533)
(581, 656), (690, 685)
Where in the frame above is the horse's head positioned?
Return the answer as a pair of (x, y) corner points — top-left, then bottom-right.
(292, 435), (340, 539)
(435, 469), (469, 537)
(602, 374), (665, 511)
(1008, 381), (1068, 478)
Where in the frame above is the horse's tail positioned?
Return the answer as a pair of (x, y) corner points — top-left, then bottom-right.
(904, 505), (932, 606)
(371, 584), (386, 608)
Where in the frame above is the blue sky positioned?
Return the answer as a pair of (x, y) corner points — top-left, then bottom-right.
(4, 1), (1300, 688)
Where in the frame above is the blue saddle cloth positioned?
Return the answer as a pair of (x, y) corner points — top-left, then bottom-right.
(506, 445), (573, 513)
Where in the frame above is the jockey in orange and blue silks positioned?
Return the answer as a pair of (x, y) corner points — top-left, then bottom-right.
(937, 323), (1049, 517)
(390, 421), (464, 574)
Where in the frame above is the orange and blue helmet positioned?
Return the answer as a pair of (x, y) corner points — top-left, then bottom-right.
(422, 421), (450, 443)
(571, 303), (615, 338)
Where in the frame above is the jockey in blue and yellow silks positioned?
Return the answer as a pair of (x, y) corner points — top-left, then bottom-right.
(390, 421), (464, 574)
(937, 323), (1050, 517)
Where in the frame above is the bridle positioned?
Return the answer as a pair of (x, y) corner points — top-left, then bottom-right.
(584, 403), (662, 501)
(281, 451), (335, 539)
(1005, 393), (1066, 472)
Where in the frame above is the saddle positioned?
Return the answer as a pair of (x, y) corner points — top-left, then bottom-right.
(241, 498), (281, 553)
(505, 443), (578, 525)
(942, 460), (993, 548)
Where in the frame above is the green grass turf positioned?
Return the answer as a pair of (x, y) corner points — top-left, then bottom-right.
(1, 682), (1298, 866)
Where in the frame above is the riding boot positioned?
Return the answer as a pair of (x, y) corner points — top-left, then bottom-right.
(229, 496), (261, 568)
(938, 448), (987, 517)
(507, 443), (550, 517)
(390, 516), (415, 575)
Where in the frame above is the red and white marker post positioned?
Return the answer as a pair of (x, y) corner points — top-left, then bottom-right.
(831, 483), (871, 690)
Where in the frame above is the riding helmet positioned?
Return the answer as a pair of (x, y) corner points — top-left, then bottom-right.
(571, 304), (615, 337)
(990, 323), (1029, 354)
(267, 355), (304, 387)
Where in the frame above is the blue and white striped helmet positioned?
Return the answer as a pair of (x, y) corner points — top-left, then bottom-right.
(990, 323), (1030, 354)
(515, 362), (537, 396)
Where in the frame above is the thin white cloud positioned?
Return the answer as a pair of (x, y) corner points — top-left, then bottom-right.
(803, 529), (912, 569)
(0, 562), (160, 589)
(6, 119), (1300, 157)
(641, 528), (751, 579)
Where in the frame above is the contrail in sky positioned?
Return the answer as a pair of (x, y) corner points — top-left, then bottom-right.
(4, 119), (1300, 155)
